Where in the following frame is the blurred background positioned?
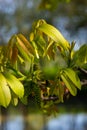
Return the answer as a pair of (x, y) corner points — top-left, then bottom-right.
(0, 0), (87, 130)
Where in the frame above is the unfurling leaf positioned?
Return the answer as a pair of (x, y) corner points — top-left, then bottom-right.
(7, 35), (18, 64)
(17, 34), (35, 55)
(43, 40), (55, 59)
(10, 45), (18, 64)
(16, 34), (34, 59)
(16, 41), (32, 62)
(38, 22), (70, 50)
(8, 34), (35, 63)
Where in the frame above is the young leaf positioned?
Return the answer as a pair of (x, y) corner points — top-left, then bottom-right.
(58, 81), (65, 102)
(16, 42), (32, 62)
(7, 34), (32, 63)
(61, 73), (77, 96)
(33, 35), (47, 57)
(11, 91), (18, 106)
(63, 68), (81, 90)
(17, 34), (35, 54)
(31, 41), (39, 58)
(38, 23), (70, 50)
(16, 35), (34, 58)
(0, 73), (11, 107)
(73, 44), (87, 67)
(10, 45), (18, 64)
(7, 35), (17, 61)
(43, 40), (55, 58)
(4, 72), (24, 98)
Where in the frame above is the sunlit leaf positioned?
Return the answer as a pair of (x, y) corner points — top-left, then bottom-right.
(30, 32), (47, 57)
(0, 73), (11, 107)
(17, 34), (35, 55)
(38, 22), (70, 50)
(4, 72), (24, 98)
(8, 34), (34, 62)
(43, 40), (55, 59)
(63, 68), (81, 90)
(30, 32), (35, 41)
(16, 41), (32, 62)
(61, 73), (77, 96)
(73, 44), (87, 67)
(34, 35), (47, 56)
(16, 35), (34, 58)
(18, 55), (24, 64)
(31, 41), (39, 58)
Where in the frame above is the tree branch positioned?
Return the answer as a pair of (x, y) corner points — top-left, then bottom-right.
(41, 96), (59, 101)
(78, 67), (87, 75)
(81, 80), (87, 86)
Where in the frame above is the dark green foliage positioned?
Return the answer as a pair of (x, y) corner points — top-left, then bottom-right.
(39, 0), (70, 10)
(23, 81), (41, 108)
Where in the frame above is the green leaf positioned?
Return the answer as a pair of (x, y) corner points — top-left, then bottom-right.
(20, 96), (28, 105)
(11, 91), (18, 106)
(58, 81), (65, 102)
(0, 73), (11, 107)
(31, 41), (39, 58)
(11, 97), (18, 106)
(4, 72), (24, 98)
(73, 44), (87, 67)
(43, 40), (55, 58)
(30, 33), (47, 57)
(38, 23), (70, 50)
(63, 68), (81, 90)
(61, 73), (77, 96)
(16, 41), (32, 62)
(34, 35), (46, 52)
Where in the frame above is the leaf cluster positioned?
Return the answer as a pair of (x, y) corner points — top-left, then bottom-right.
(0, 19), (87, 114)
